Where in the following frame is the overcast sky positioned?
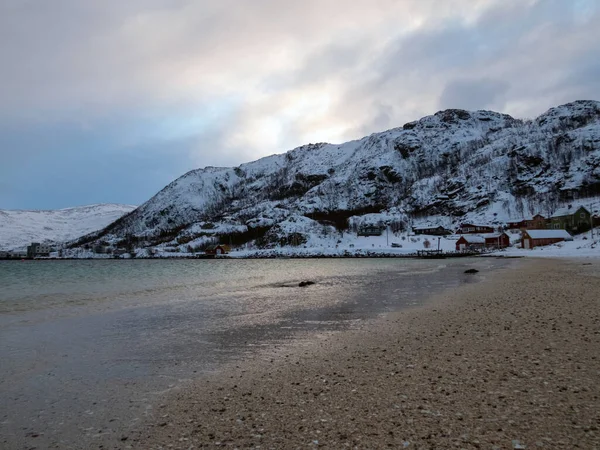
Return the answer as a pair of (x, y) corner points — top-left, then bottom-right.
(1, 0), (599, 209)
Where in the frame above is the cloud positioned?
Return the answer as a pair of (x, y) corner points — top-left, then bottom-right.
(439, 79), (509, 111)
(0, 0), (599, 209)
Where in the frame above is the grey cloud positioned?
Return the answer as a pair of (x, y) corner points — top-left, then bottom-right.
(439, 79), (509, 112)
(303, 0), (600, 139)
(2, 0), (600, 209)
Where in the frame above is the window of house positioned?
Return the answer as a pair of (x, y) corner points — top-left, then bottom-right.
(580, 212), (585, 218)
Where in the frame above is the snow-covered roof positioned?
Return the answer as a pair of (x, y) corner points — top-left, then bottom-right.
(525, 230), (573, 240)
(458, 235), (485, 243)
(551, 205), (589, 217)
(461, 223), (494, 228)
(507, 214), (545, 222)
(413, 225), (446, 230)
(480, 233), (507, 239)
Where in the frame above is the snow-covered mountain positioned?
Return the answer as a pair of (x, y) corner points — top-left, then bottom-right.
(0, 204), (136, 250)
(72, 100), (600, 253)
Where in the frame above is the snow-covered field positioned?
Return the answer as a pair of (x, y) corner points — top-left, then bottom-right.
(0, 204), (136, 251)
(500, 229), (599, 259)
(63, 226), (596, 259)
(225, 227), (600, 259)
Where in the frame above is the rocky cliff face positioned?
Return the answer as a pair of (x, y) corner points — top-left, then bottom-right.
(72, 100), (600, 251)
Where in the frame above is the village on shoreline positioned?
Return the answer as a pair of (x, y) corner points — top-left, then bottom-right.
(2, 203), (598, 261)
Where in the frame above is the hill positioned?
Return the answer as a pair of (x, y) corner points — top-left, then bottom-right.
(0, 204), (136, 250)
(70, 100), (600, 254)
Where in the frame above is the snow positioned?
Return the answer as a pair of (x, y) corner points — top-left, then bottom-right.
(0, 204), (136, 251)
(551, 204), (589, 217)
(500, 229), (599, 258)
(55, 100), (600, 260)
(480, 233), (507, 239)
(524, 229), (573, 240)
(230, 229), (459, 258)
(457, 236), (486, 244)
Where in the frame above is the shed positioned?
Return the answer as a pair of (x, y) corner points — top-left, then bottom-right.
(458, 223), (495, 234)
(482, 232), (510, 248)
(205, 244), (230, 255)
(412, 225), (452, 236)
(456, 235), (486, 251)
(507, 214), (546, 230)
(521, 229), (573, 249)
(357, 225), (384, 236)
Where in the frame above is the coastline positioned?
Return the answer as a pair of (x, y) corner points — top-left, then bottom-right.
(134, 258), (600, 449)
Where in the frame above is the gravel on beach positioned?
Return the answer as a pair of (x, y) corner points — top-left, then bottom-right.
(134, 259), (600, 449)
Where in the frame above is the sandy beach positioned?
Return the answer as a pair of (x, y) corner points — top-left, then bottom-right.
(133, 258), (600, 449)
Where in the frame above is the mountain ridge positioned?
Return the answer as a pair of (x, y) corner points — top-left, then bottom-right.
(70, 100), (600, 253)
(0, 203), (136, 250)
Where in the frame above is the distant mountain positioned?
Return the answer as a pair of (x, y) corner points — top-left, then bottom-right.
(0, 204), (136, 250)
(73, 100), (600, 253)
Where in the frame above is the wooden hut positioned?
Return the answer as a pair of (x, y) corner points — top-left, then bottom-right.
(521, 230), (572, 249)
(455, 235), (486, 251)
(482, 232), (510, 248)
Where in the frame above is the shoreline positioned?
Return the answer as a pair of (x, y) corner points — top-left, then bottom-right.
(134, 258), (600, 449)
(1, 258), (503, 450)
(0, 251), (508, 261)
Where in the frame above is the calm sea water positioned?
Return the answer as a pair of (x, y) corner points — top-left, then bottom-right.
(0, 258), (511, 449)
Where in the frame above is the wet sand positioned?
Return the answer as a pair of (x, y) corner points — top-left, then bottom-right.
(0, 258), (509, 449)
(135, 258), (600, 449)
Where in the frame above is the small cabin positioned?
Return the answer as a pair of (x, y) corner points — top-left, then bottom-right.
(357, 225), (384, 237)
(507, 219), (526, 230)
(457, 223), (495, 234)
(412, 225), (452, 236)
(508, 214), (547, 230)
(482, 232), (510, 248)
(521, 230), (573, 249)
(205, 245), (230, 255)
(455, 235), (486, 251)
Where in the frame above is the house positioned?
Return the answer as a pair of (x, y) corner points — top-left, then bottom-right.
(457, 223), (495, 234)
(412, 225), (452, 236)
(507, 219), (527, 230)
(0, 251), (9, 259)
(357, 225), (384, 236)
(205, 244), (230, 255)
(507, 214), (547, 230)
(455, 235), (486, 251)
(547, 206), (591, 233)
(26, 242), (53, 258)
(521, 229), (573, 249)
(482, 232), (510, 249)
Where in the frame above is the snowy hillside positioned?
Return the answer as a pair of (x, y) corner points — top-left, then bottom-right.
(72, 100), (600, 254)
(0, 204), (136, 250)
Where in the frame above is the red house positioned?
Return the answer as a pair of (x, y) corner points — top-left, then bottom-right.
(482, 232), (510, 248)
(457, 223), (495, 234)
(455, 235), (486, 251)
(521, 230), (573, 249)
(508, 214), (546, 230)
(205, 245), (230, 255)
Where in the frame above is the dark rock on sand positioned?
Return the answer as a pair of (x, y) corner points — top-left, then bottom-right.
(298, 280), (316, 287)
(464, 269), (479, 274)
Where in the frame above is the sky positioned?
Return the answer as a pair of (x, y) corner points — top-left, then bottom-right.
(1, 0), (599, 210)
